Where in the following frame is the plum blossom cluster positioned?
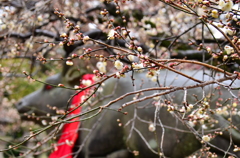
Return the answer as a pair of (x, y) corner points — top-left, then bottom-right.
(146, 70), (158, 82)
(219, 0), (233, 12)
(216, 102), (240, 117)
(167, 0), (240, 63)
(97, 62), (107, 73)
(166, 99), (219, 131)
(2, 0), (240, 157)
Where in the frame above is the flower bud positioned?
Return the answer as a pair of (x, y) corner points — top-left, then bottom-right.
(66, 60), (74, 66)
(148, 123), (156, 132)
(137, 47), (143, 52)
(83, 36), (90, 43)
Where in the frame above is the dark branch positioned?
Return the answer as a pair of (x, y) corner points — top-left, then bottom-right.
(0, 29), (62, 41)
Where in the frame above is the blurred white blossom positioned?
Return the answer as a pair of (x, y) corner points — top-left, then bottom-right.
(108, 30), (116, 40)
(96, 62), (107, 73)
(202, 135), (211, 142)
(66, 60), (74, 66)
(115, 72), (126, 78)
(225, 27), (236, 36)
(224, 45), (234, 54)
(148, 123), (156, 132)
(82, 80), (92, 86)
(219, 0), (233, 12)
(127, 55), (135, 61)
(83, 36), (90, 43)
(114, 60), (124, 70)
(137, 47), (143, 52)
(211, 9), (219, 18)
(132, 63), (144, 71)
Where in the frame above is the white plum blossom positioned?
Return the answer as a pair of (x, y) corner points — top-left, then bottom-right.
(148, 123), (156, 132)
(202, 135), (211, 142)
(216, 107), (229, 116)
(225, 27), (236, 36)
(82, 80), (92, 86)
(37, 15), (43, 22)
(212, 22), (224, 28)
(96, 61), (107, 73)
(115, 72), (126, 78)
(234, 147), (240, 152)
(219, 0), (233, 12)
(122, 30), (128, 36)
(224, 45), (234, 54)
(189, 104), (194, 109)
(188, 121), (195, 127)
(83, 36), (90, 43)
(97, 87), (103, 93)
(65, 139), (73, 146)
(114, 60), (124, 70)
(233, 102), (237, 107)
(1, 24), (7, 30)
(26, 42), (33, 49)
(216, 108), (223, 115)
(137, 47), (143, 52)
(115, 72), (121, 78)
(66, 60), (74, 66)
(206, 47), (212, 53)
(107, 30), (116, 40)
(51, 116), (58, 121)
(41, 120), (47, 126)
(146, 70), (158, 82)
(211, 9), (219, 18)
(127, 55), (135, 61)
(222, 110), (229, 116)
(151, 76), (157, 82)
(201, 124), (208, 130)
(60, 33), (67, 38)
(132, 63), (144, 71)
(223, 55), (228, 61)
(74, 85), (80, 89)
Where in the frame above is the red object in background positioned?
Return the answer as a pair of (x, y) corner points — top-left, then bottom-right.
(49, 74), (94, 158)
